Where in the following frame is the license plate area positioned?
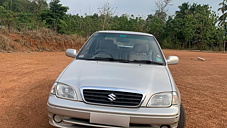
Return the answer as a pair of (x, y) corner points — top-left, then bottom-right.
(90, 112), (130, 127)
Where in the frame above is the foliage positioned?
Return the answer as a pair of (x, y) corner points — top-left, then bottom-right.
(0, 0), (225, 51)
(164, 3), (223, 50)
(218, 0), (227, 26)
(218, 0), (227, 52)
(40, 0), (68, 33)
(0, 6), (16, 30)
(98, 2), (116, 30)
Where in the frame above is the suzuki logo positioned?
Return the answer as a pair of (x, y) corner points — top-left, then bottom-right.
(108, 93), (116, 102)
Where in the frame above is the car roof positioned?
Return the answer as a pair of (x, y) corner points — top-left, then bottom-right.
(96, 30), (154, 37)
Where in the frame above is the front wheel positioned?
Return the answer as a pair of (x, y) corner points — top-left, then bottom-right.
(177, 104), (186, 128)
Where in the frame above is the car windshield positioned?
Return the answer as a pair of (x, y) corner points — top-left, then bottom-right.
(77, 32), (165, 65)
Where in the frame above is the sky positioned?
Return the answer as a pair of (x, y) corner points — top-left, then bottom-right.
(58, 0), (221, 17)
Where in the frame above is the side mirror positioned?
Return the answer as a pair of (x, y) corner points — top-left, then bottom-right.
(66, 49), (77, 58)
(167, 56), (179, 65)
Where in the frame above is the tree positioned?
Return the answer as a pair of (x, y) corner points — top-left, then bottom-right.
(31, 0), (48, 14)
(0, 6), (16, 31)
(165, 3), (222, 50)
(146, 0), (172, 43)
(98, 2), (116, 30)
(146, 14), (165, 41)
(175, 2), (190, 18)
(15, 12), (37, 31)
(154, 0), (172, 23)
(40, 0), (68, 33)
(218, 0), (227, 26)
(218, 0), (227, 52)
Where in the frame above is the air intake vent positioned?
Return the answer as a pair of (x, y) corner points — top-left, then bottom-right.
(83, 89), (144, 107)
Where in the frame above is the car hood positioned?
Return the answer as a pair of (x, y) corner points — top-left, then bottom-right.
(57, 60), (173, 105)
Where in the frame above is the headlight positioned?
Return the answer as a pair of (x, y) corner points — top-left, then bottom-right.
(50, 83), (77, 100)
(147, 92), (173, 107)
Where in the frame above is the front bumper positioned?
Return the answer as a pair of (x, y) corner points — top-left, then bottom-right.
(47, 95), (180, 128)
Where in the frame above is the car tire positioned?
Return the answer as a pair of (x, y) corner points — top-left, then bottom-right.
(177, 104), (186, 128)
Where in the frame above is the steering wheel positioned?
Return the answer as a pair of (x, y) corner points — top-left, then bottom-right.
(93, 49), (114, 58)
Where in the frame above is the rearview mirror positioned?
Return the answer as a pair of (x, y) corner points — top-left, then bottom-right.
(66, 49), (77, 58)
(167, 56), (179, 65)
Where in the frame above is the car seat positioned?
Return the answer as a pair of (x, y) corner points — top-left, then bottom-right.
(129, 43), (149, 61)
(97, 39), (118, 58)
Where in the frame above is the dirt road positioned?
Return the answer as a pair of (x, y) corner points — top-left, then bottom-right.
(0, 50), (226, 128)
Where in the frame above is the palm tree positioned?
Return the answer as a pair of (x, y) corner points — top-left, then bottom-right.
(218, 0), (227, 52)
(218, 0), (227, 26)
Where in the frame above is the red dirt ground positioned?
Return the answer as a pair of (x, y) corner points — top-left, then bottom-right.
(0, 50), (226, 128)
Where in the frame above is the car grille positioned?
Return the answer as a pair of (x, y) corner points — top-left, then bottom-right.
(83, 89), (144, 107)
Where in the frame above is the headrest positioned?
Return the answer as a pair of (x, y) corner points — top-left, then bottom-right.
(133, 43), (149, 53)
(99, 39), (116, 50)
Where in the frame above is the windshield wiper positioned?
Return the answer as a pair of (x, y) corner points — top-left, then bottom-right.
(86, 57), (115, 61)
(83, 58), (163, 65)
(88, 57), (131, 62)
(125, 60), (164, 65)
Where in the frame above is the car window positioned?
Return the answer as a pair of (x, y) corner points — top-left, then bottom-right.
(77, 33), (165, 64)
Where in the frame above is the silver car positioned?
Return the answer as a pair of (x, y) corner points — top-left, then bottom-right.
(47, 31), (185, 128)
